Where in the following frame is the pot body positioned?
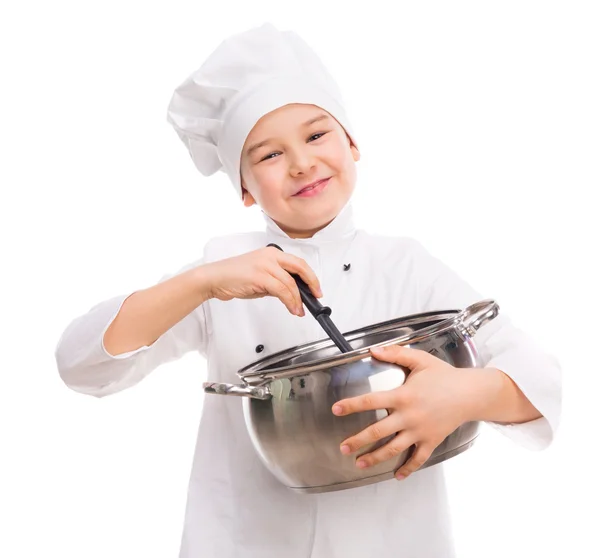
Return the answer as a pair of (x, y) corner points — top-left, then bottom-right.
(204, 301), (497, 493)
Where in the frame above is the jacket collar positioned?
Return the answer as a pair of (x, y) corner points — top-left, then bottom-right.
(262, 202), (356, 243)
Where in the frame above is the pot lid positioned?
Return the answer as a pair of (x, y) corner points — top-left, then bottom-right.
(238, 300), (498, 385)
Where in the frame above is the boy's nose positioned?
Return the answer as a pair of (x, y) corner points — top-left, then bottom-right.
(289, 150), (316, 177)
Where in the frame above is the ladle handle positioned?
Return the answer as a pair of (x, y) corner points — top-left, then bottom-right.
(266, 243), (331, 319)
(267, 243), (353, 353)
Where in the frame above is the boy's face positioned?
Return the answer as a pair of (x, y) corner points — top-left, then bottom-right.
(240, 103), (360, 239)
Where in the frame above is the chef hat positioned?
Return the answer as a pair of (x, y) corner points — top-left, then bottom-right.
(166, 23), (357, 199)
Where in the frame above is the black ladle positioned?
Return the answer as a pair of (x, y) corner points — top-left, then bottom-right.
(267, 243), (354, 354)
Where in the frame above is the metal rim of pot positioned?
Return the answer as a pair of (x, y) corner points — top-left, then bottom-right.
(203, 300), (499, 399)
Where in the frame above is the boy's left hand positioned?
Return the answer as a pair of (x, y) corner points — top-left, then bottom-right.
(332, 345), (482, 481)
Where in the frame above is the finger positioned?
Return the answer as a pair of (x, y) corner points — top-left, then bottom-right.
(394, 442), (435, 480)
(339, 414), (403, 455)
(354, 431), (415, 469)
(370, 345), (434, 370)
(262, 274), (301, 316)
(277, 253), (323, 298)
(332, 390), (396, 416)
(269, 266), (304, 316)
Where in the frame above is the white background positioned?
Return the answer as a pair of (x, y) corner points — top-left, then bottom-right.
(1, 1), (598, 557)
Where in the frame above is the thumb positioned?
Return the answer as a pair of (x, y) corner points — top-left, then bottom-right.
(370, 344), (431, 370)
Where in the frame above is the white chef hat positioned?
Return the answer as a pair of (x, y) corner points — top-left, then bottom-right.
(166, 23), (358, 199)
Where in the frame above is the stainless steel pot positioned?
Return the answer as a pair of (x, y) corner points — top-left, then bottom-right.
(204, 299), (499, 493)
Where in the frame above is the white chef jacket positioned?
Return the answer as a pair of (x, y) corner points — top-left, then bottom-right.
(55, 202), (561, 558)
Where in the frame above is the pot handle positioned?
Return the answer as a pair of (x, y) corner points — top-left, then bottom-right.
(203, 382), (272, 400)
(457, 299), (500, 337)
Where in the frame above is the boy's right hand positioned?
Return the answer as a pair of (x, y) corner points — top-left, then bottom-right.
(202, 246), (322, 317)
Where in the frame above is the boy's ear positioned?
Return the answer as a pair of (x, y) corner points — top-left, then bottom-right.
(241, 183), (256, 207)
(347, 134), (360, 162)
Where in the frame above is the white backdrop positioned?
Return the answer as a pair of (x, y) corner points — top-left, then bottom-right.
(1, 1), (598, 557)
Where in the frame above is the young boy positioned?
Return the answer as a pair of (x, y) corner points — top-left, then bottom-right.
(55, 23), (561, 558)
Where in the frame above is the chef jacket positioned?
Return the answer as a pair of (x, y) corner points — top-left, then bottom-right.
(55, 202), (561, 558)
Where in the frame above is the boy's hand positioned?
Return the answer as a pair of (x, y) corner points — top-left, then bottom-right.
(203, 246), (322, 316)
(332, 345), (483, 480)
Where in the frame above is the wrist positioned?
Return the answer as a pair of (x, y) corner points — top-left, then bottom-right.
(460, 367), (507, 423)
(191, 263), (216, 302)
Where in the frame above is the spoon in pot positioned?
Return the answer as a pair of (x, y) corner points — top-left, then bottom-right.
(267, 243), (354, 354)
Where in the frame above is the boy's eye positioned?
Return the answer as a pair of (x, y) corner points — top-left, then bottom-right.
(260, 152), (280, 162)
(308, 132), (328, 142)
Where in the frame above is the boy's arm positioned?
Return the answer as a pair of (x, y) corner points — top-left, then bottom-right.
(408, 239), (562, 450)
(55, 243), (321, 398)
(103, 265), (212, 356)
(55, 258), (211, 398)
(465, 366), (542, 424)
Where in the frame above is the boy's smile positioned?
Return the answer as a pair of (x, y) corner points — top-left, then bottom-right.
(239, 104), (360, 238)
(292, 176), (331, 197)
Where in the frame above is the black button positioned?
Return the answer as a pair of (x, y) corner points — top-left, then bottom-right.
(343, 263), (351, 271)
(255, 344), (265, 353)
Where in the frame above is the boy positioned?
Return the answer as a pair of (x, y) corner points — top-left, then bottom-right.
(55, 23), (561, 557)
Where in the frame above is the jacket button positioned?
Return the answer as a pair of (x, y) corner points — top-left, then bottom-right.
(255, 344), (265, 353)
(343, 263), (351, 271)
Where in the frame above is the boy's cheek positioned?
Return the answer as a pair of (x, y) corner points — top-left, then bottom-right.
(325, 149), (351, 171)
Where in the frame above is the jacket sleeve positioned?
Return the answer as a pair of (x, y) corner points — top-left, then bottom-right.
(54, 258), (210, 398)
(408, 239), (562, 451)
